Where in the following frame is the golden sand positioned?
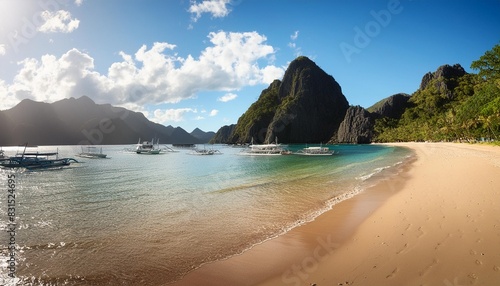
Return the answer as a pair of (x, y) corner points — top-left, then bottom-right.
(172, 143), (500, 286)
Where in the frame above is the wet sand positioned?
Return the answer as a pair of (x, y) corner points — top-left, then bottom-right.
(171, 143), (500, 286)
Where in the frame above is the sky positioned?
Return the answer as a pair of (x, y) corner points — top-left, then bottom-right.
(0, 0), (499, 133)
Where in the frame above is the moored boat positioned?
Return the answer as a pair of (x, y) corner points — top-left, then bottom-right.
(135, 138), (162, 154)
(239, 137), (290, 156)
(77, 146), (108, 159)
(188, 146), (222, 155)
(0, 147), (78, 170)
(295, 145), (335, 156)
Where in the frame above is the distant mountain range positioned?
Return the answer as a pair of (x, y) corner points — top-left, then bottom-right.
(2, 55), (487, 147)
(0, 96), (214, 146)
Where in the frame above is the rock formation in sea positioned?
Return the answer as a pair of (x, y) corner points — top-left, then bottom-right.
(335, 106), (375, 144)
(222, 56), (350, 144)
(265, 56), (349, 143)
(212, 60), (477, 144)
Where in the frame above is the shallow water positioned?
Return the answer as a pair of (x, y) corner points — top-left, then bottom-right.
(0, 144), (412, 285)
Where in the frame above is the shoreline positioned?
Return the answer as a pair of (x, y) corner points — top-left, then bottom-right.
(171, 142), (500, 285)
(170, 144), (416, 286)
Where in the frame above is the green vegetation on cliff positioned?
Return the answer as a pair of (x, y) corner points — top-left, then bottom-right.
(374, 44), (500, 142)
(225, 56), (349, 144)
(230, 80), (281, 143)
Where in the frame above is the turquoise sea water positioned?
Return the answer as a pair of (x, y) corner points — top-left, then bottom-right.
(0, 144), (412, 285)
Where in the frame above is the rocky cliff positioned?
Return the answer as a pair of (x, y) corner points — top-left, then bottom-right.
(265, 57), (349, 143)
(211, 60), (475, 144)
(368, 93), (411, 119)
(209, 124), (236, 144)
(229, 80), (281, 143)
(222, 56), (349, 144)
(335, 106), (375, 144)
(419, 64), (467, 91)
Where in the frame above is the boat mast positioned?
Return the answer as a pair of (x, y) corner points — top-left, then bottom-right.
(21, 143), (28, 160)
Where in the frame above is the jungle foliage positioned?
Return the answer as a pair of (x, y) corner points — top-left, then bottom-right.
(374, 44), (500, 142)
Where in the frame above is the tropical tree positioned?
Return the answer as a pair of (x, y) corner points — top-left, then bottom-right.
(471, 43), (500, 80)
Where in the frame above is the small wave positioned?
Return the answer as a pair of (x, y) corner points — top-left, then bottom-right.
(356, 158), (408, 182)
(213, 181), (270, 194)
(0, 276), (22, 286)
(356, 166), (391, 181)
(19, 241), (78, 251)
(33, 220), (53, 229)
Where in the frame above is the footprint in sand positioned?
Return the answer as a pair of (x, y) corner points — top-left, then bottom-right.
(444, 274), (478, 286)
(419, 259), (438, 277)
(396, 243), (409, 255)
(405, 223), (412, 231)
(417, 226), (425, 238)
(386, 267), (399, 279)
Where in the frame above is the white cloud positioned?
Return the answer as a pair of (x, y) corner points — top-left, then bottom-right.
(38, 10), (80, 33)
(288, 30), (302, 56)
(75, 0), (84, 6)
(217, 92), (237, 102)
(261, 65), (286, 84)
(0, 45), (5, 56)
(209, 109), (219, 116)
(189, 0), (231, 22)
(0, 80), (18, 110)
(7, 49), (98, 104)
(153, 108), (197, 123)
(0, 31), (284, 114)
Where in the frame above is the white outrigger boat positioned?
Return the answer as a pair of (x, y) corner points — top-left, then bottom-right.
(295, 145), (335, 156)
(77, 146), (108, 159)
(240, 137), (291, 156)
(188, 147), (222, 155)
(135, 138), (161, 154)
(0, 146), (78, 170)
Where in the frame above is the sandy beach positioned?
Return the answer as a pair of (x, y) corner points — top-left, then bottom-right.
(171, 143), (500, 286)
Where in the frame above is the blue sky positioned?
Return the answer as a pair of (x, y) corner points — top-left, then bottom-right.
(0, 0), (499, 132)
